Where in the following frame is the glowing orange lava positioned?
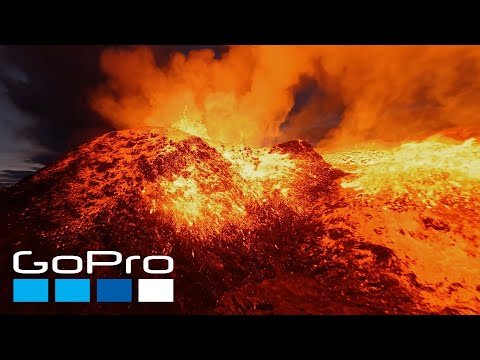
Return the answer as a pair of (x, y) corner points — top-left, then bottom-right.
(322, 136), (480, 314)
(323, 136), (480, 206)
(139, 124), (337, 238)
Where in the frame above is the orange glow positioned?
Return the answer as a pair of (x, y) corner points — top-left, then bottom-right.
(323, 136), (480, 205)
(322, 136), (480, 313)
(29, 125), (479, 313)
(138, 129), (333, 237)
(91, 45), (480, 148)
(85, 45), (480, 313)
(49, 127), (333, 241)
(91, 45), (316, 147)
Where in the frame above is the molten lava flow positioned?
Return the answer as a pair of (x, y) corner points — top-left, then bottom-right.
(323, 136), (480, 208)
(322, 135), (480, 313)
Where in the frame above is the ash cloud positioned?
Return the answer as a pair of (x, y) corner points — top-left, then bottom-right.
(91, 45), (480, 149)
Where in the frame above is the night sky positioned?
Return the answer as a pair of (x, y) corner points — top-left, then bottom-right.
(0, 45), (228, 186)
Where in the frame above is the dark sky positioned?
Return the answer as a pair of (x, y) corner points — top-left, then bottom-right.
(0, 45), (227, 186)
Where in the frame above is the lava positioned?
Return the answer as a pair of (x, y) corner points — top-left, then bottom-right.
(50, 126), (341, 240)
(0, 124), (478, 314)
(323, 136), (480, 207)
(2, 44), (480, 315)
(322, 136), (480, 314)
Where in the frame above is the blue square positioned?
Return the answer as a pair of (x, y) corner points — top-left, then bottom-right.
(97, 279), (132, 302)
(13, 279), (48, 302)
(55, 279), (90, 302)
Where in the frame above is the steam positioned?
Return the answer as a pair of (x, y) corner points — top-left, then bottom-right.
(91, 45), (480, 149)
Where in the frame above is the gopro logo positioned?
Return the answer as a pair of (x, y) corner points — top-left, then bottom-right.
(13, 250), (173, 275)
(12, 250), (174, 303)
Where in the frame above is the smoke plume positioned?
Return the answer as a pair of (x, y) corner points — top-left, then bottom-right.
(91, 45), (480, 149)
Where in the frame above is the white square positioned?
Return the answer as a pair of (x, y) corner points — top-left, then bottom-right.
(138, 279), (174, 302)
